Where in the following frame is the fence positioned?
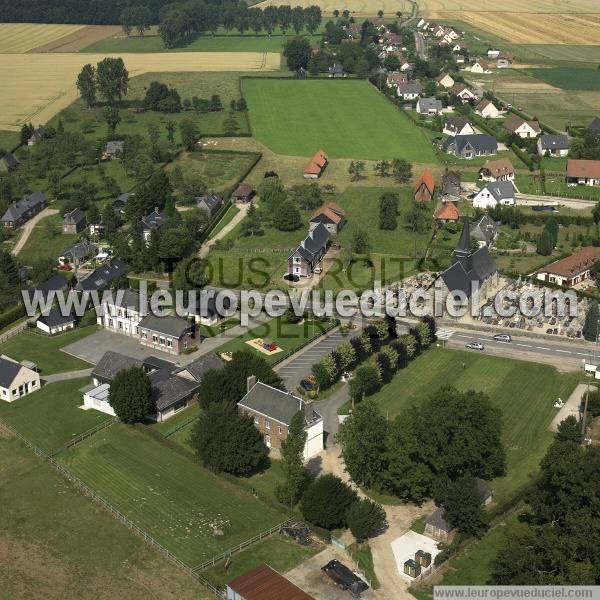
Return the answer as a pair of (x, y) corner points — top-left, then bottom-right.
(55, 417), (117, 455)
(0, 319), (30, 344)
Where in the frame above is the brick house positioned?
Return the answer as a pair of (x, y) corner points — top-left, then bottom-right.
(138, 314), (198, 355)
(303, 150), (328, 179)
(238, 378), (324, 460)
(63, 208), (87, 234)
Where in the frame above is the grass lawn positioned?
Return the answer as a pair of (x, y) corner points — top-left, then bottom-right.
(525, 67), (600, 91)
(242, 79), (437, 162)
(544, 174), (600, 200)
(62, 160), (136, 199)
(199, 317), (241, 338)
(0, 129), (20, 151)
(18, 213), (78, 266)
(0, 379), (111, 453)
(152, 404), (199, 437)
(59, 424), (287, 565)
(210, 204), (240, 237)
(0, 327), (94, 374)
(245, 458), (285, 499)
(201, 535), (319, 588)
(365, 347), (580, 504)
(348, 542), (380, 589)
(0, 436), (210, 599)
(214, 316), (333, 364)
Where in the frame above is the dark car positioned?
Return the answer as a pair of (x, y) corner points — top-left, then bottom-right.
(300, 379), (315, 392)
(322, 560), (369, 597)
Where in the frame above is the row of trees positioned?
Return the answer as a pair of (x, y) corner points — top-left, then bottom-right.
(76, 58), (129, 108)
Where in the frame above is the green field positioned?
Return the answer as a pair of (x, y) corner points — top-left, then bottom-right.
(242, 79), (438, 161)
(366, 348), (580, 504)
(0, 129), (19, 151)
(0, 436), (210, 599)
(59, 424), (287, 565)
(0, 327), (94, 374)
(525, 67), (600, 91)
(0, 379), (110, 453)
(62, 160), (136, 200)
(214, 316), (332, 364)
(18, 213), (79, 266)
(522, 45), (600, 64)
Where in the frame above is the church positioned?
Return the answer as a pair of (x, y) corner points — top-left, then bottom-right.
(438, 218), (499, 306)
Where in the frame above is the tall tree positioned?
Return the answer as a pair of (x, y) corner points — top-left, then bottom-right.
(300, 474), (358, 529)
(283, 36), (312, 71)
(108, 367), (153, 423)
(276, 411), (309, 507)
(96, 57), (129, 105)
(76, 64), (97, 108)
(346, 498), (386, 542)
(583, 300), (600, 342)
(441, 476), (488, 537)
(104, 107), (121, 136)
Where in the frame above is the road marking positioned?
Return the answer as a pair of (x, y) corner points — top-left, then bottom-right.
(436, 329), (455, 341)
(554, 350), (571, 354)
(535, 347), (551, 351)
(516, 343), (532, 348)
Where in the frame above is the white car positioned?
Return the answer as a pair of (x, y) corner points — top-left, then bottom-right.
(465, 342), (484, 351)
(493, 334), (512, 343)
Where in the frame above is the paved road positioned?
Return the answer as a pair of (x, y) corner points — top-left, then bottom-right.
(414, 31), (427, 60)
(516, 193), (597, 211)
(11, 207), (58, 255)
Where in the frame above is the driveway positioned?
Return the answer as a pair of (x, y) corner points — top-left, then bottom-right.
(198, 203), (248, 258)
(12, 207), (58, 256)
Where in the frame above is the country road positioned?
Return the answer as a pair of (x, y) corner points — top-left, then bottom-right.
(198, 204), (248, 259)
(11, 207), (58, 256)
(516, 193), (598, 211)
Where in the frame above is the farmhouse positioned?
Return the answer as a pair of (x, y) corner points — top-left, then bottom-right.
(397, 81), (423, 100)
(232, 183), (255, 203)
(479, 158), (515, 182)
(328, 63), (345, 78)
(76, 259), (129, 292)
(309, 202), (346, 234)
(238, 379), (323, 461)
(442, 135), (498, 160)
(566, 160), (600, 187)
(0, 356), (41, 402)
(438, 218), (499, 301)
(0, 152), (19, 172)
(538, 134), (570, 157)
(1, 191), (46, 229)
(387, 71), (408, 88)
(437, 72), (455, 89)
(441, 171), (461, 202)
(27, 126), (45, 146)
(138, 314), (198, 355)
(416, 97), (443, 115)
(227, 564), (315, 600)
(414, 170), (436, 202)
(473, 181), (516, 209)
(36, 307), (76, 335)
(475, 99), (500, 119)
(288, 223), (330, 278)
(141, 209), (169, 242)
(62, 208), (86, 234)
(503, 115), (541, 139)
(434, 202), (460, 224)
(103, 140), (124, 159)
(303, 150), (328, 179)
(196, 192), (224, 219)
(487, 49), (501, 59)
(536, 247), (598, 287)
(58, 241), (95, 267)
(443, 117), (474, 137)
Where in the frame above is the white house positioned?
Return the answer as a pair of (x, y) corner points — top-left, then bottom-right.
(443, 117), (475, 137)
(397, 81), (422, 100)
(450, 84), (476, 102)
(538, 134), (570, 157)
(437, 72), (455, 89)
(473, 181), (516, 209)
(504, 115), (541, 139)
(416, 97), (443, 115)
(0, 355), (41, 402)
(83, 383), (116, 416)
(36, 308), (76, 335)
(475, 99), (500, 119)
(470, 59), (491, 74)
(98, 288), (146, 337)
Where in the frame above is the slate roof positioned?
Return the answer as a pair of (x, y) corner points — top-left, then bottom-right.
(138, 314), (193, 338)
(105, 140), (124, 155)
(1, 152), (19, 169)
(107, 288), (148, 312)
(441, 171), (461, 197)
(290, 222), (330, 262)
(92, 351), (143, 382)
(60, 241), (95, 262)
(141, 210), (169, 231)
(426, 507), (454, 533)
(176, 353), (224, 382)
(328, 63), (344, 75)
(417, 97), (442, 112)
(397, 81), (422, 95)
(196, 192), (223, 214)
(238, 381), (321, 427)
(539, 134), (570, 151)
(444, 117), (472, 133)
(478, 181), (515, 203)
(63, 208), (86, 225)
(28, 127), (45, 144)
(152, 373), (200, 412)
(37, 307), (76, 328)
(443, 134), (497, 155)
(76, 260), (129, 292)
(0, 356), (26, 388)
(113, 192), (130, 207)
(471, 214), (499, 244)
(1, 192), (46, 223)
(28, 273), (69, 297)
(227, 564), (315, 600)
(588, 117), (600, 133)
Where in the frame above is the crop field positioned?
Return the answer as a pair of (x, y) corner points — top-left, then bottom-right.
(0, 23), (85, 53)
(59, 425), (286, 565)
(421, 0), (599, 13)
(525, 67), (600, 91)
(367, 348), (580, 504)
(242, 79), (437, 161)
(253, 0), (412, 16)
(32, 25), (122, 53)
(523, 44), (600, 63)
(0, 52), (280, 131)
(439, 12), (600, 45)
(0, 379), (111, 453)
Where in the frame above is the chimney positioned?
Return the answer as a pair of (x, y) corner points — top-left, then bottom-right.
(247, 375), (257, 393)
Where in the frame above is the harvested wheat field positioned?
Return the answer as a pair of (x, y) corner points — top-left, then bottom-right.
(0, 23), (87, 53)
(421, 0), (599, 13)
(440, 12), (600, 45)
(254, 0), (411, 16)
(28, 25), (121, 52)
(0, 52), (280, 130)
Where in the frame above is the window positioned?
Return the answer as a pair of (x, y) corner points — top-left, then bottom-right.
(109, 319), (114, 328)
(254, 416), (259, 425)
(135, 327), (139, 335)
(159, 337), (165, 346)
(167, 339), (172, 348)
(278, 426), (282, 435)
(31, 380), (36, 387)
(141, 331), (147, 339)
(294, 257), (301, 263)
(152, 334), (158, 343)
(265, 435), (271, 448)
(265, 419), (270, 430)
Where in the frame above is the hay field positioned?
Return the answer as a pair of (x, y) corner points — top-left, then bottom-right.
(441, 12), (600, 45)
(0, 23), (86, 53)
(253, 0), (411, 16)
(30, 25), (121, 52)
(421, 0), (599, 13)
(0, 52), (280, 130)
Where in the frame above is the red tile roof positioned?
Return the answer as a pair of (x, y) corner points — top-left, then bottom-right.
(538, 246), (598, 278)
(434, 202), (460, 221)
(414, 169), (436, 194)
(566, 159), (600, 180)
(304, 150), (328, 175)
(228, 564), (315, 600)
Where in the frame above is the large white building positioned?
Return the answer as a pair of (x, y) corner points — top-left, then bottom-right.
(473, 181), (516, 209)
(98, 289), (146, 337)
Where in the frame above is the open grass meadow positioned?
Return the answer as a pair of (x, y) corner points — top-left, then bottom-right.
(242, 79), (437, 161)
(0, 435), (210, 599)
(0, 129), (20, 152)
(0, 379), (111, 453)
(58, 424), (287, 565)
(366, 347), (580, 504)
(0, 327), (94, 374)
(525, 67), (600, 92)
(18, 214), (79, 265)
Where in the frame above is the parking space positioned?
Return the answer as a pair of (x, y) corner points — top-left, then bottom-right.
(276, 331), (355, 389)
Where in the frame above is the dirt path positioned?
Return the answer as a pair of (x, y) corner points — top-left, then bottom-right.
(11, 207), (58, 256)
(549, 382), (589, 432)
(198, 204), (248, 258)
(43, 368), (93, 385)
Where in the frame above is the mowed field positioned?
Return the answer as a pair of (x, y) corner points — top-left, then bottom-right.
(368, 348), (580, 504)
(253, 0), (412, 16)
(420, 0), (599, 13)
(59, 425), (286, 565)
(0, 52), (280, 130)
(242, 79), (437, 161)
(0, 23), (85, 53)
(523, 44), (600, 63)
